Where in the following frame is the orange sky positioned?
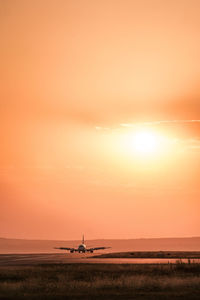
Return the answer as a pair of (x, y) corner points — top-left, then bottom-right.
(0, 0), (200, 240)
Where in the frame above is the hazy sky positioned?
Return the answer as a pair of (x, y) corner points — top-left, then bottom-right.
(1, 0), (200, 240)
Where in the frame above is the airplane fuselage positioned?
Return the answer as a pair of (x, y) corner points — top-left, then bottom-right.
(78, 243), (86, 253)
(69, 244), (94, 253)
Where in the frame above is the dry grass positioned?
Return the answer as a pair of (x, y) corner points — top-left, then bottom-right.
(93, 251), (200, 259)
(0, 262), (200, 299)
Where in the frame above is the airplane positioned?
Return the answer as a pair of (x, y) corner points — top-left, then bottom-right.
(54, 235), (110, 253)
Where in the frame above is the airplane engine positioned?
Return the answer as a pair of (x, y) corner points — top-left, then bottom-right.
(90, 250), (93, 253)
(70, 250), (74, 253)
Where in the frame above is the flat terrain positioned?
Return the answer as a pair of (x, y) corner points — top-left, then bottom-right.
(1, 237), (200, 254)
(1, 253), (200, 266)
(0, 263), (200, 300)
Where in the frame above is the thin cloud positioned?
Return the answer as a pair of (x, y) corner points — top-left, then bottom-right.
(120, 120), (200, 127)
(95, 126), (111, 131)
(95, 119), (200, 132)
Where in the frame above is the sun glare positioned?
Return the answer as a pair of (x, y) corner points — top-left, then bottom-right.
(121, 129), (163, 157)
(133, 131), (158, 154)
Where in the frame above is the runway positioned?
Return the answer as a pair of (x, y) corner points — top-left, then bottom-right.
(1, 253), (200, 266)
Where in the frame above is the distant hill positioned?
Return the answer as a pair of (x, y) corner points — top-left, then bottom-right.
(0, 237), (200, 254)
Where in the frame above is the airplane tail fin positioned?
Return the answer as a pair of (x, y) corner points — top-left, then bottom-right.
(82, 234), (85, 244)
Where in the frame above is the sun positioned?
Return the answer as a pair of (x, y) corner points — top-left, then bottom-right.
(133, 131), (158, 154)
(122, 129), (162, 157)
(115, 127), (170, 160)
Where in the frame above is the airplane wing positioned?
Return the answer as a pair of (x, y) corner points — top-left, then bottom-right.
(87, 247), (111, 251)
(54, 247), (76, 251)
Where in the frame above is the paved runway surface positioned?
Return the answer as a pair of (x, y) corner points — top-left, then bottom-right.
(1, 253), (200, 266)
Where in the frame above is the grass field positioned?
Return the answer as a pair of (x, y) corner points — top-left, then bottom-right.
(92, 251), (200, 259)
(0, 262), (200, 300)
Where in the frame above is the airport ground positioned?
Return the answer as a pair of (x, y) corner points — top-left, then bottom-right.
(0, 254), (200, 299)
